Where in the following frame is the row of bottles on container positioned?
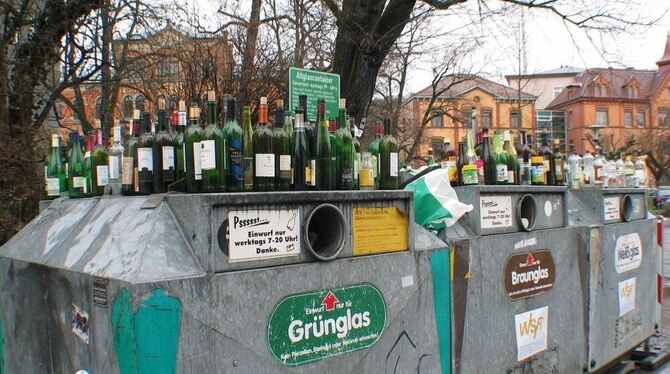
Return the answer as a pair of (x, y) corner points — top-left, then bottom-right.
(45, 93), (400, 199)
(426, 128), (645, 188)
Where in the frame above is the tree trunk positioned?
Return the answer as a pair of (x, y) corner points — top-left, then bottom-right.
(331, 0), (416, 124)
(239, 0), (262, 106)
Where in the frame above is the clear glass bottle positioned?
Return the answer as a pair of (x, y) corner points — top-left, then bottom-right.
(359, 152), (375, 190)
(634, 153), (646, 187)
(379, 118), (398, 189)
(45, 133), (66, 199)
(583, 149), (595, 187)
(253, 97), (275, 191)
(108, 124), (124, 195)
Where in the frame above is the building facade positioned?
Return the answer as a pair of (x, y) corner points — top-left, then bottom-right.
(506, 66), (583, 110)
(410, 75), (536, 162)
(57, 26), (234, 138)
(547, 33), (670, 155)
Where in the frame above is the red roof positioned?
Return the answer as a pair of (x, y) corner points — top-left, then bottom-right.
(413, 74), (536, 101)
(546, 68), (657, 109)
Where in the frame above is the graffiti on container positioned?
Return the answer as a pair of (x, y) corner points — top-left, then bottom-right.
(614, 311), (642, 348)
(71, 303), (89, 344)
(385, 331), (416, 374)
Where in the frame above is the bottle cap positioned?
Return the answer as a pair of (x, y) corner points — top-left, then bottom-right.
(260, 97), (267, 105)
(207, 90), (216, 102)
(189, 106), (200, 118)
(178, 100), (186, 112)
(463, 165), (477, 172)
(339, 98), (346, 109)
(133, 109), (140, 120)
(276, 99), (284, 108)
(503, 130), (510, 141)
(531, 156), (544, 163)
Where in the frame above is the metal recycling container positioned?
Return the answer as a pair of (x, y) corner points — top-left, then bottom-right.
(442, 222), (587, 373)
(0, 192), (455, 373)
(568, 188), (661, 372)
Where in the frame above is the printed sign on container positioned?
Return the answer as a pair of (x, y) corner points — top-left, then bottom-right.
(514, 306), (549, 361)
(480, 195), (513, 229)
(228, 209), (300, 262)
(614, 233), (642, 274)
(618, 277), (636, 317)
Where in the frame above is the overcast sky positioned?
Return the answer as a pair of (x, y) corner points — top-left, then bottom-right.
(188, 0), (670, 93)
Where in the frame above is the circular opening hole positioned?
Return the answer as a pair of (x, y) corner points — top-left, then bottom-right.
(622, 194), (633, 222)
(517, 194), (537, 231)
(304, 204), (346, 261)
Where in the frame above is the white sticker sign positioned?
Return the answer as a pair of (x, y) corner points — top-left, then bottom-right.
(228, 209), (300, 262)
(603, 197), (620, 221)
(480, 195), (513, 229)
(615, 233), (642, 274)
(618, 277), (636, 317)
(515, 306), (549, 361)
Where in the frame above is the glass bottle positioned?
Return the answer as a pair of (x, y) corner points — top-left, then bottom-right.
(482, 131), (496, 185)
(503, 131), (520, 185)
(122, 110), (140, 195)
(201, 91), (225, 192)
(615, 153), (625, 187)
(108, 124), (124, 195)
(351, 117), (361, 190)
(427, 149), (436, 166)
(624, 155), (636, 187)
(552, 139), (565, 186)
(91, 128), (109, 196)
(335, 99), (354, 190)
(292, 109), (308, 191)
(273, 99), (291, 191)
(223, 96), (244, 191)
(154, 104), (175, 193)
(253, 97), (275, 191)
(493, 131), (508, 185)
(45, 133), (67, 199)
(520, 132), (532, 185)
(83, 135), (94, 196)
(540, 131), (555, 186)
(315, 99), (331, 190)
(242, 105), (254, 191)
(328, 118), (338, 190)
(359, 152), (375, 190)
(299, 95), (316, 189)
(137, 112), (154, 195)
(583, 149), (595, 187)
(593, 146), (605, 186)
(185, 105), (204, 193)
(379, 118), (399, 189)
(173, 101), (187, 184)
(368, 120), (382, 188)
(634, 153), (646, 187)
(568, 141), (582, 189)
(457, 141), (466, 186)
(68, 131), (86, 198)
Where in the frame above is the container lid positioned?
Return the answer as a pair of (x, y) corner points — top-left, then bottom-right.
(463, 164), (477, 171)
(531, 156), (544, 163)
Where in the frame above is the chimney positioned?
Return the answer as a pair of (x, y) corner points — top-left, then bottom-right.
(656, 30), (670, 72)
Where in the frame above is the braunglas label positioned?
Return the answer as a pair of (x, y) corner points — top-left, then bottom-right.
(108, 156), (120, 179)
(137, 148), (153, 171)
(46, 178), (60, 196)
(515, 306), (548, 361)
(193, 142), (202, 180)
(255, 154), (276, 177)
(162, 146), (175, 170)
(200, 140), (216, 170)
(390, 152), (398, 177)
(96, 165), (109, 185)
(121, 157), (133, 185)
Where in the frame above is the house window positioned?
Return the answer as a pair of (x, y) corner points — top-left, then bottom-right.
(431, 137), (444, 157)
(553, 87), (563, 98)
(462, 108), (476, 128)
(659, 108), (670, 127)
(568, 111), (573, 129)
(122, 96), (133, 118)
(511, 109), (520, 128)
(595, 108), (608, 126)
(595, 83), (607, 97)
(157, 57), (180, 80)
(481, 109), (492, 128)
(636, 109), (645, 127)
(431, 110), (443, 128)
(624, 109), (633, 128)
(95, 97), (103, 119)
(135, 95), (145, 112)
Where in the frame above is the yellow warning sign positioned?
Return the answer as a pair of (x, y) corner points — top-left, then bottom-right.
(352, 206), (409, 256)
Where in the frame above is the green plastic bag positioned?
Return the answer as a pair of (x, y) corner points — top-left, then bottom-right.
(404, 169), (473, 232)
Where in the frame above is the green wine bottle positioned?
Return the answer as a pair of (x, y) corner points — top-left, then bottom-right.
(223, 96), (244, 191)
(137, 112), (154, 195)
(328, 118), (338, 190)
(201, 91), (225, 192)
(292, 109), (308, 191)
(368, 121), (382, 188)
(154, 103), (175, 192)
(92, 128), (109, 196)
(122, 110), (140, 195)
(335, 99), (354, 190)
(493, 131), (508, 185)
(253, 97), (275, 191)
(185, 105), (204, 193)
(173, 101), (187, 184)
(379, 118), (398, 189)
(482, 132), (496, 185)
(83, 134), (94, 196)
(299, 95), (316, 189)
(68, 131), (86, 198)
(503, 130), (520, 185)
(273, 99), (291, 191)
(45, 133), (66, 199)
(242, 105), (254, 191)
(315, 99), (331, 190)
(350, 117), (360, 190)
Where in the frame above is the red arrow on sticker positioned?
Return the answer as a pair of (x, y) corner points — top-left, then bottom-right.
(322, 291), (339, 312)
(526, 253), (535, 266)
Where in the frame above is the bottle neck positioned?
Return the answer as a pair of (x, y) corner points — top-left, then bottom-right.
(295, 112), (304, 130)
(207, 101), (217, 127)
(383, 121), (391, 136)
(259, 104), (268, 126)
(242, 110), (251, 128)
(226, 100), (236, 124)
(375, 124), (382, 138)
(113, 127), (122, 144)
(157, 110), (166, 133)
(338, 109), (347, 129)
(275, 107), (285, 129)
(51, 135), (60, 148)
(178, 112), (187, 132)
